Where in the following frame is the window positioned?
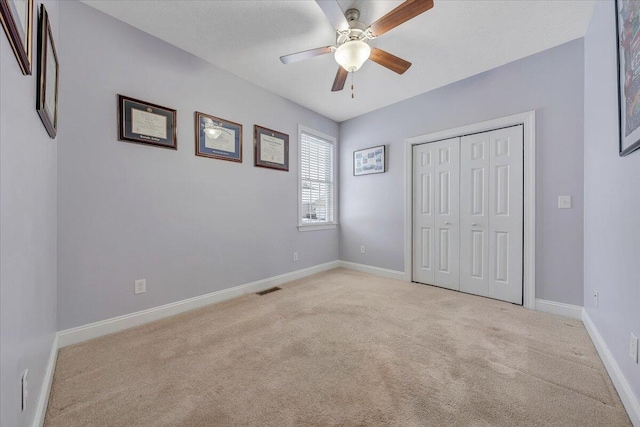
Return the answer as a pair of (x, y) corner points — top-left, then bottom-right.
(299, 126), (336, 230)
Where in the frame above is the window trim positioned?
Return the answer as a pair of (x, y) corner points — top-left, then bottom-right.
(297, 124), (338, 231)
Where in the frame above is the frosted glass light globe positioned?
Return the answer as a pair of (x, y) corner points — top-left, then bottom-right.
(334, 40), (371, 72)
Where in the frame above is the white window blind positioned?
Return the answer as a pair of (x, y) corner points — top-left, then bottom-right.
(300, 130), (334, 225)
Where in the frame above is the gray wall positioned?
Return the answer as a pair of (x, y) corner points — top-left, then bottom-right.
(56, 1), (339, 330)
(584, 1), (640, 404)
(0, 1), (58, 426)
(339, 39), (585, 306)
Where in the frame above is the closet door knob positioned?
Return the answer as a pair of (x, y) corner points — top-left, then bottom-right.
(444, 221), (451, 225)
(471, 222), (478, 227)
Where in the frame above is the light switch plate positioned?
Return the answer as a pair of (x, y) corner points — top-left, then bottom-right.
(631, 333), (639, 363)
(558, 196), (572, 209)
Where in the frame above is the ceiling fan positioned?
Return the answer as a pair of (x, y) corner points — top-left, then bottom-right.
(279, 0), (434, 92)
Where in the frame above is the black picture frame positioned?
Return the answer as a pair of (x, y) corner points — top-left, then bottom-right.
(615, 0), (640, 156)
(36, 4), (58, 139)
(254, 125), (289, 171)
(353, 145), (385, 176)
(195, 111), (243, 162)
(118, 95), (177, 150)
(0, 0), (33, 75)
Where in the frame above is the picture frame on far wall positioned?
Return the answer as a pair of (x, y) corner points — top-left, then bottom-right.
(118, 95), (177, 150)
(0, 0), (33, 75)
(36, 3), (58, 139)
(615, 0), (640, 156)
(354, 145), (385, 176)
(195, 112), (243, 163)
(254, 125), (289, 171)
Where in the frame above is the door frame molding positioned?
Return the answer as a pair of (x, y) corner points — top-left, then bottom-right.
(403, 111), (536, 309)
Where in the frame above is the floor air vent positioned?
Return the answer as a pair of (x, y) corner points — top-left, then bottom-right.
(256, 287), (281, 296)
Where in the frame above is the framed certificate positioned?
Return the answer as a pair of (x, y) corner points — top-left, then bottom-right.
(195, 112), (242, 162)
(36, 4), (58, 139)
(254, 125), (289, 171)
(0, 0), (33, 75)
(354, 145), (385, 176)
(118, 95), (177, 150)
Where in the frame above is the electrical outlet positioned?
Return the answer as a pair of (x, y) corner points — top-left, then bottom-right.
(293, 252), (298, 261)
(593, 290), (599, 308)
(630, 333), (639, 363)
(360, 245), (366, 254)
(21, 369), (28, 412)
(134, 279), (146, 294)
(558, 195), (572, 209)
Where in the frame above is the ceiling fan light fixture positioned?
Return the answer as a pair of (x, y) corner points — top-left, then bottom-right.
(334, 40), (371, 72)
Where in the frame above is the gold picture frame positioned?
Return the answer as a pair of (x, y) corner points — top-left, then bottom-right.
(0, 0), (33, 74)
(254, 125), (289, 171)
(195, 112), (243, 162)
(118, 95), (177, 150)
(36, 4), (58, 139)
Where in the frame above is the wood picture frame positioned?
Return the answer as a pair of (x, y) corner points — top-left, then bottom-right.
(616, 0), (640, 156)
(354, 145), (385, 176)
(118, 95), (177, 150)
(35, 3), (58, 139)
(0, 0), (33, 75)
(195, 112), (243, 162)
(254, 125), (289, 171)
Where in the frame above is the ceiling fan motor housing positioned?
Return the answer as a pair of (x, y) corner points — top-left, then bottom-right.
(336, 9), (369, 46)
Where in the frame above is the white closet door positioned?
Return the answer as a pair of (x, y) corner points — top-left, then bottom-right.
(414, 126), (523, 304)
(488, 126), (523, 304)
(413, 138), (460, 290)
(433, 138), (460, 290)
(412, 143), (436, 285)
(460, 132), (490, 297)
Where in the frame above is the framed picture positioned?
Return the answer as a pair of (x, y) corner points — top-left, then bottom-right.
(254, 125), (289, 171)
(0, 0), (33, 74)
(616, 0), (640, 156)
(118, 95), (177, 150)
(35, 4), (58, 139)
(354, 145), (385, 176)
(195, 112), (242, 162)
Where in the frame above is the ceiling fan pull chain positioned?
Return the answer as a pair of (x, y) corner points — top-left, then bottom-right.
(351, 72), (355, 99)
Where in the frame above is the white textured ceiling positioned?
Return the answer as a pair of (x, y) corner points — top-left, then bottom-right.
(81, 0), (595, 122)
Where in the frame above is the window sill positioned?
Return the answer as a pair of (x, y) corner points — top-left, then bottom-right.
(297, 223), (337, 232)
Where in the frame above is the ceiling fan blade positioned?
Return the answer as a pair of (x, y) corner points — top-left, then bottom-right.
(369, 48), (412, 74)
(315, 0), (350, 32)
(280, 46), (334, 64)
(369, 0), (434, 37)
(331, 66), (348, 92)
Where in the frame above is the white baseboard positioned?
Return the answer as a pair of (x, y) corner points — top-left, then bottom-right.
(58, 261), (340, 348)
(535, 299), (582, 319)
(33, 333), (58, 427)
(582, 309), (640, 426)
(338, 260), (407, 281)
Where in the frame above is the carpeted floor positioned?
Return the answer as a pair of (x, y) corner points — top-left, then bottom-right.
(45, 268), (631, 426)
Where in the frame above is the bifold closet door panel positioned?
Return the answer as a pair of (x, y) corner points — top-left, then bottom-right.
(433, 138), (460, 290)
(412, 138), (460, 290)
(488, 125), (524, 304)
(460, 132), (490, 297)
(412, 143), (436, 285)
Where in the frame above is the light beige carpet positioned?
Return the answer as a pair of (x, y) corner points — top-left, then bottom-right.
(45, 268), (631, 426)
